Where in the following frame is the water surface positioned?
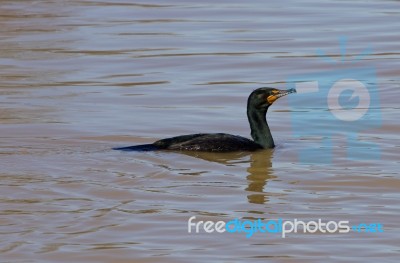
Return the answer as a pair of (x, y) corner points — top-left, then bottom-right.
(1, 1), (399, 262)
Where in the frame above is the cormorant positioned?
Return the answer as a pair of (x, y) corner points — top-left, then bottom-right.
(114, 87), (296, 152)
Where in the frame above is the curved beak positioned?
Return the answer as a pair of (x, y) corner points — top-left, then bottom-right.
(267, 88), (297, 104)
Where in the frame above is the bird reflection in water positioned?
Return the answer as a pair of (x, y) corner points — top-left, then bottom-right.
(245, 150), (275, 204)
(176, 149), (275, 205)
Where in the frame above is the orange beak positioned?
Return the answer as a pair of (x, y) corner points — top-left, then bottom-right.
(267, 88), (296, 104)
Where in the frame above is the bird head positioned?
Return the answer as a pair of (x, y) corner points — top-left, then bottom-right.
(248, 87), (297, 110)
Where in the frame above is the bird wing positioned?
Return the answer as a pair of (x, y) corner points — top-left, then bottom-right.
(162, 133), (262, 152)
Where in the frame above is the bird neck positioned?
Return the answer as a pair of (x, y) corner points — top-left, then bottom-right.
(247, 107), (275, 148)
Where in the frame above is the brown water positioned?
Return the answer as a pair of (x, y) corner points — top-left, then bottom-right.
(1, 1), (399, 262)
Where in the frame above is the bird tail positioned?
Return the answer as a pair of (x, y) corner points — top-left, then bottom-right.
(113, 144), (160, 152)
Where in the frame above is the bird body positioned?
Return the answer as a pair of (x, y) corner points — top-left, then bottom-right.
(155, 133), (263, 152)
(116, 133), (263, 152)
(114, 87), (296, 152)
